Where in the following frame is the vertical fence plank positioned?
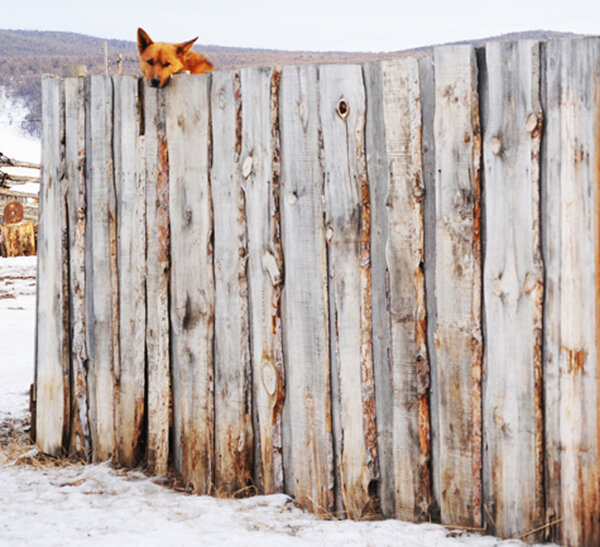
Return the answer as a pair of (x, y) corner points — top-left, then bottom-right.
(481, 40), (544, 538)
(370, 58), (431, 521)
(85, 75), (118, 461)
(64, 75), (91, 459)
(36, 75), (69, 456)
(432, 45), (482, 528)
(279, 64), (334, 513)
(319, 64), (377, 518)
(241, 66), (285, 495)
(419, 53), (438, 522)
(143, 85), (170, 475)
(211, 70), (253, 493)
(113, 76), (146, 467)
(167, 73), (215, 493)
(540, 40), (562, 542)
(543, 37), (600, 547)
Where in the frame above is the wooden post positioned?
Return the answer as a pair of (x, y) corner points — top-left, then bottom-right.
(113, 75), (146, 467)
(85, 75), (118, 462)
(365, 58), (431, 521)
(64, 75), (91, 459)
(144, 85), (170, 476)
(240, 66), (285, 495)
(211, 70), (253, 493)
(431, 45), (482, 528)
(481, 40), (544, 539)
(543, 37), (600, 546)
(279, 64), (334, 513)
(36, 75), (69, 456)
(167, 73), (214, 493)
(319, 63), (378, 518)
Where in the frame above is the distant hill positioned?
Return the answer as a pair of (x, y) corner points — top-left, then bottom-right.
(0, 28), (582, 138)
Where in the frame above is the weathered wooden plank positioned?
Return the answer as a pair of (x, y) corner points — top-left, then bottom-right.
(166, 73), (215, 493)
(540, 40), (562, 543)
(319, 63), (377, 519)
(64, 75), (91, 459)
(279, 64), (334, 513)
(144, 85), (170, 476)
(432, 45), (482, 528)
(363, 60), (394, 517)
(419, 53), (438, 522)
(85, 75), (118, 461)
(543, 37), (600, 547)
(211, 70), (253, 493)
(35, 75), (69, 456)
(240, 66), (285, 495)
(481, 40), (544, 539)
(377, 58), (431, 522)
(112, 75), (146, 467)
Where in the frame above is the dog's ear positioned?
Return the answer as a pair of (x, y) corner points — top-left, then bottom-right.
(137, 28), (153, 53)
(176, 37), (198, 56)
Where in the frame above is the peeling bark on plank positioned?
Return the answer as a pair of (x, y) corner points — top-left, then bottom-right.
(64, 76), (91, 459)
(144, 85), (171, 476)
(365, 59), (431, 521)
(432, 45), (482, 528)
(543, 37), (600, 547)
(279, 64), (334, 513)
(167, 73), (215, 493)
(211, 70), (254, 493)
(319, 64), (377, 519)
(85, 75), (118, 461)
(481, 41), (544, 539)
(113, 76), (146, 468)
(240, 66), (285, 495)
(36, 75), (69, 456)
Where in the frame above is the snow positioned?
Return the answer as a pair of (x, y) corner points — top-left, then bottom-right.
(0, 94), (551, 547)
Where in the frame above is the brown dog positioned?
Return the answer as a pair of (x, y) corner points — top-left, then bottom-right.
(137, 27), (214, 88)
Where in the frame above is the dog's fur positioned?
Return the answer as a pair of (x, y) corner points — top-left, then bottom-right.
(137, 27), (214, 88)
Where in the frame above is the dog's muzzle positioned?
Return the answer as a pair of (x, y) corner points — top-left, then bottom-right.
(150, 77), (161, 88)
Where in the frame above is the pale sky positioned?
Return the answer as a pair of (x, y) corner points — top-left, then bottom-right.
(5, 0), (600, 52)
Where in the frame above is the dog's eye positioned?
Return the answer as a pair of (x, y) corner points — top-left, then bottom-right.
(146, 59), (154, 66)
(164, 62), (171, 67)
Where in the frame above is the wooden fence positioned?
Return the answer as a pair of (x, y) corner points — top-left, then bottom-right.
(34, 37), (600, 545)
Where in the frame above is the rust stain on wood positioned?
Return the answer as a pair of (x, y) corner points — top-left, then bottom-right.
(358, 97), (379, 481)
(157, 137), (170, 264)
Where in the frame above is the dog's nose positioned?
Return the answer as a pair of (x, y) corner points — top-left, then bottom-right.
(150, 77), (161, 88)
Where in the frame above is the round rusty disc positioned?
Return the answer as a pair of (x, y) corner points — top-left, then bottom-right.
(3, 201), (24, 224)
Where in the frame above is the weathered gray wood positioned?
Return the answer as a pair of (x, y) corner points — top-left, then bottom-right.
(211, 70), (253, 493)
(481, 40), (544, 539)
(419, 53), (438, 522)
(432, 45), (482, 528)
(143, 85), (170, 476)
(540, 40), (562, 543)
(240, 66), (285, 495)
(167, 73), (215, 493)
(85, 75), (118, 461)
(543, 37), (600, 547)
(382, 58), (431, 521)
(36, 75), (69, 456)
(319, 63), (377, 519)
(112, 75), (146, 467)
(64, 75), (91, 459)
(279, 64), (334, 513)
(363, 60), (394, 517)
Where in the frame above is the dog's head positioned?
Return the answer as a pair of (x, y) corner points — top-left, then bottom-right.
(137, 27), (198, 88)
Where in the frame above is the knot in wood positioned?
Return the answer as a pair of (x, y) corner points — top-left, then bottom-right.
(336, 99), (349, 120)
(490, 136), (503, 155)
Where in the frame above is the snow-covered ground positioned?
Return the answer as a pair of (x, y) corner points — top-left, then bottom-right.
(0, 91), (549, 547)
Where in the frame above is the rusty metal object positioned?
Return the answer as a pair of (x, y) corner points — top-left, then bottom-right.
(3, 200), (24, 224)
